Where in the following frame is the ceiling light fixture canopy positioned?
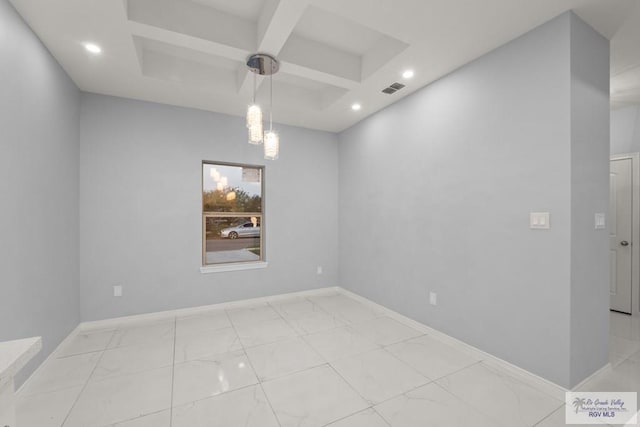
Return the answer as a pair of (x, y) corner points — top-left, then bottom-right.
(247, 53), (280, 76)
(246, 53), (280, 160)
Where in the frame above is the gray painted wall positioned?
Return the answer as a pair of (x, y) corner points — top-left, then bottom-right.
(568, 14), (610, 387)
(611, 105), (640, 155)
(79, 94), (339, 321)
(1, 0), (611, 391)
(0, 0), (80, 385)
(338, 12), (608, 388)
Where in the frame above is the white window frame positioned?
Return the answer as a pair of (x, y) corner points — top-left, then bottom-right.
(200, 161), (266, 274)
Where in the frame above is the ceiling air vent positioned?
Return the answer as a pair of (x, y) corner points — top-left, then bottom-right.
(381, 82), (406, 95)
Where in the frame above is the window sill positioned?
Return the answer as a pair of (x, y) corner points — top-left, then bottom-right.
(200, 261), (268, 274)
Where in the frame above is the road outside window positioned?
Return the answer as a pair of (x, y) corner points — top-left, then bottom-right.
(202, 162), (264, 265)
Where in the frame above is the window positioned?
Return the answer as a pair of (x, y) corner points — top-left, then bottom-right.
(202, 162), (264, 267)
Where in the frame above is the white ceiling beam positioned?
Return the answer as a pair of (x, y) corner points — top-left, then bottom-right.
(129, 1), (355, 98)
(131, 18), (355, 94)
(237, 0), (311, 96)
(257, 0), (310, 54)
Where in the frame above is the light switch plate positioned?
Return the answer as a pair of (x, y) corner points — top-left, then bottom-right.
(530, 212), (550, 229)
(595, 213), (606, 229)
(113, 285), (123, 297)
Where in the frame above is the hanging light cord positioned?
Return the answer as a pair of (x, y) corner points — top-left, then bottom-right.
(252, 71), (257, 104)
(269, 72), (274, 132)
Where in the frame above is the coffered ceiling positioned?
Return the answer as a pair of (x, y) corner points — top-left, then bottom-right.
(8, 0), (640, 132)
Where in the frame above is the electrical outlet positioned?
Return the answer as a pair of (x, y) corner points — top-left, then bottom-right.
(429, 292), (437, 306)
(317, 266), (323, 275)
(113, 285), (123, 297)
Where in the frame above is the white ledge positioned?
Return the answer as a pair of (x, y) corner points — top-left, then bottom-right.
(200, 261), (268, 274)
(0, 337), (41, 387)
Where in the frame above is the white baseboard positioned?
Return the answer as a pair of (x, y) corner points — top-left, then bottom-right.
(337, 287), (570, 400)
(20, 285), (609, 403)
(79, 287), (340, 332)
(19, 287), (339, 393)
(571, 363), (612, 391)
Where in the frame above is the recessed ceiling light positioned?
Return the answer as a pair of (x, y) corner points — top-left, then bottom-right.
(402, 70), (415, 79)
(83, 43), (102, 54)
(351, 103), (362, 111)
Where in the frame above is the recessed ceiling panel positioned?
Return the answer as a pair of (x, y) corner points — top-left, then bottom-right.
(189, 0), (266, 22)
(279, 35), (362, 82)
(128, 0), (257, 52)
(137, 37), (242, 71)
(294, 5), (384, 56)
(255, 77), (347, 112)
(135, 37), (241, 93)
(285, 5), (409, 82)
(275, 72), (328, 92)
(275, 72), (349, 109)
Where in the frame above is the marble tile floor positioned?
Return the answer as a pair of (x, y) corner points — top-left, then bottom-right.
(14, 292), (640, 427)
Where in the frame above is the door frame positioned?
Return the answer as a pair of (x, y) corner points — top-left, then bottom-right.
(611, 153), (640, 316)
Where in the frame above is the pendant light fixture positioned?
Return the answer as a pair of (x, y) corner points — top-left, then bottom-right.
(246, 71), (263, 144)
(263, 69), (279, 160)
(246, 53), (280, 160)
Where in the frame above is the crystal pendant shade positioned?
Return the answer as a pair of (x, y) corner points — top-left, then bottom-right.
(263, 130), (279, 160)
(246, 53), (280, 159)
(246, 104), (263, 144)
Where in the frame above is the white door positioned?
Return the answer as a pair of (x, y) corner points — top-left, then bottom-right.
(610, 158), (633, 314)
